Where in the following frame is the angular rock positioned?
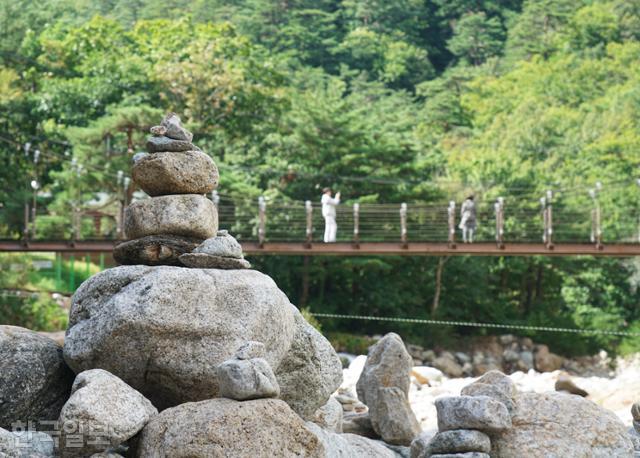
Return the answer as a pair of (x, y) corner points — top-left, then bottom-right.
(491, 392), (634, 457)
(132, 150), (218, 197)
(534, 345), (564, 372)
(64, 266), (338, 416)
(628, 427), (640, 451)
(179, 253), (251, 269)
(160, 112), (193, 142)
(356, 333), (421, 445)
(633, 402), (640, 434)
(275, 309), (343, 419)
(311, 397), (343, 433)
(58, 369), (157, 457)
(113, 235), (202, 266)
(124, 194), (217, 240)
(555, 373), (588, 397)
(146, 136), (197, 153)
(342, 412), (379, 439)
(305, 421), (395, 458)
(435, 396), (511, 433)
(460, 383), (515, 414)
(0, 326), (74, 430)
(425, 430), (491, 455)
(217, 357), (279, 400)
(135, 398), (323, 457)
(432, 355), (463, 378)
(461, 371), (516, 413)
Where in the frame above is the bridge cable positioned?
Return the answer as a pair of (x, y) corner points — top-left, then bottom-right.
(310, 313), (640, 337)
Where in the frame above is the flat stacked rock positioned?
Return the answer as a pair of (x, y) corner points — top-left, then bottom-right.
(115, 113), (218, 266)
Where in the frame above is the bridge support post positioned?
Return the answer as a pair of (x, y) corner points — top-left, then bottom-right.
(447, 201), (456, 248)
(400, 203), (408, 248)
(495, 197), (505, 248)
(22, 203), (29, 243)
(258, 196), (266, 247)
(589, 184), (603, 249)
(352, 203), (360, 248)
(541, 190), (554, 249)
(305, 200), (313, 247)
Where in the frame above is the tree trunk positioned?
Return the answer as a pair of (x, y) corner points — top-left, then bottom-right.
(432, 256), (449, 315)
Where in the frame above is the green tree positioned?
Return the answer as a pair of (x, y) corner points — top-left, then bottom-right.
(447, 12), (505, 65)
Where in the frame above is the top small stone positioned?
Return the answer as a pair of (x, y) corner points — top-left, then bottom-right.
(193, 230), (245, 259)
(161, 112), (193, 142)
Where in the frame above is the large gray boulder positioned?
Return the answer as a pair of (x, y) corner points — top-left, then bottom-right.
(276, 310), (343, 419)
(58, 369), (157, 457)
(356, 333), (421, 445)
(135, 398), (324, 457)
(63, 266), (341, 416)
(124, 194), (218, 240)
(491, 392), (634, 457)
(0, 326), (74, 430)
(132, 150), (218, 197)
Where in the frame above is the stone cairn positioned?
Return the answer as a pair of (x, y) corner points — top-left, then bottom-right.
(113, 113), (249, 269)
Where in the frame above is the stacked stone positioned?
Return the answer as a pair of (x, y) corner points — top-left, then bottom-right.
(113, 113), (250, 269)
(113, 113), (218, 266)
(411, 371), (513, 458)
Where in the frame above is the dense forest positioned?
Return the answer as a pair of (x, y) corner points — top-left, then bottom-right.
(1, 0), (640, 355)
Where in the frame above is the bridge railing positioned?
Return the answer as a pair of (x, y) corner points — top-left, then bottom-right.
(5, 194), (640, 247)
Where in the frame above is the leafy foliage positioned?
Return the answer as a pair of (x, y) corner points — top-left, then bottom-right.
(0, 0), (639, 355)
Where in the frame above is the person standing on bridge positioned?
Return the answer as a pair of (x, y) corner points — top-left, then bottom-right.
(459, 195), (477, 243)
(321, 187), (340, 243)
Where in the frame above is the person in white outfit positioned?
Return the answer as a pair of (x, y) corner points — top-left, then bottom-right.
(321, 187), (340, 243)
(459, 195), (477, 243)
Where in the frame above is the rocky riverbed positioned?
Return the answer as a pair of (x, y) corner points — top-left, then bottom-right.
(340, 351), (640, 439)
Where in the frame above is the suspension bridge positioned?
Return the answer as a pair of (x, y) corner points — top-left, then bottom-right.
(2, 190), (640, 256)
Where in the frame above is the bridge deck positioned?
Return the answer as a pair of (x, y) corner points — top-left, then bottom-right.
(1, 240), (639, 256)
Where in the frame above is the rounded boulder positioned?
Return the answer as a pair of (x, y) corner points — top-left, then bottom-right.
(124, 194), (218, 240)
(132, 151), (218, 197)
